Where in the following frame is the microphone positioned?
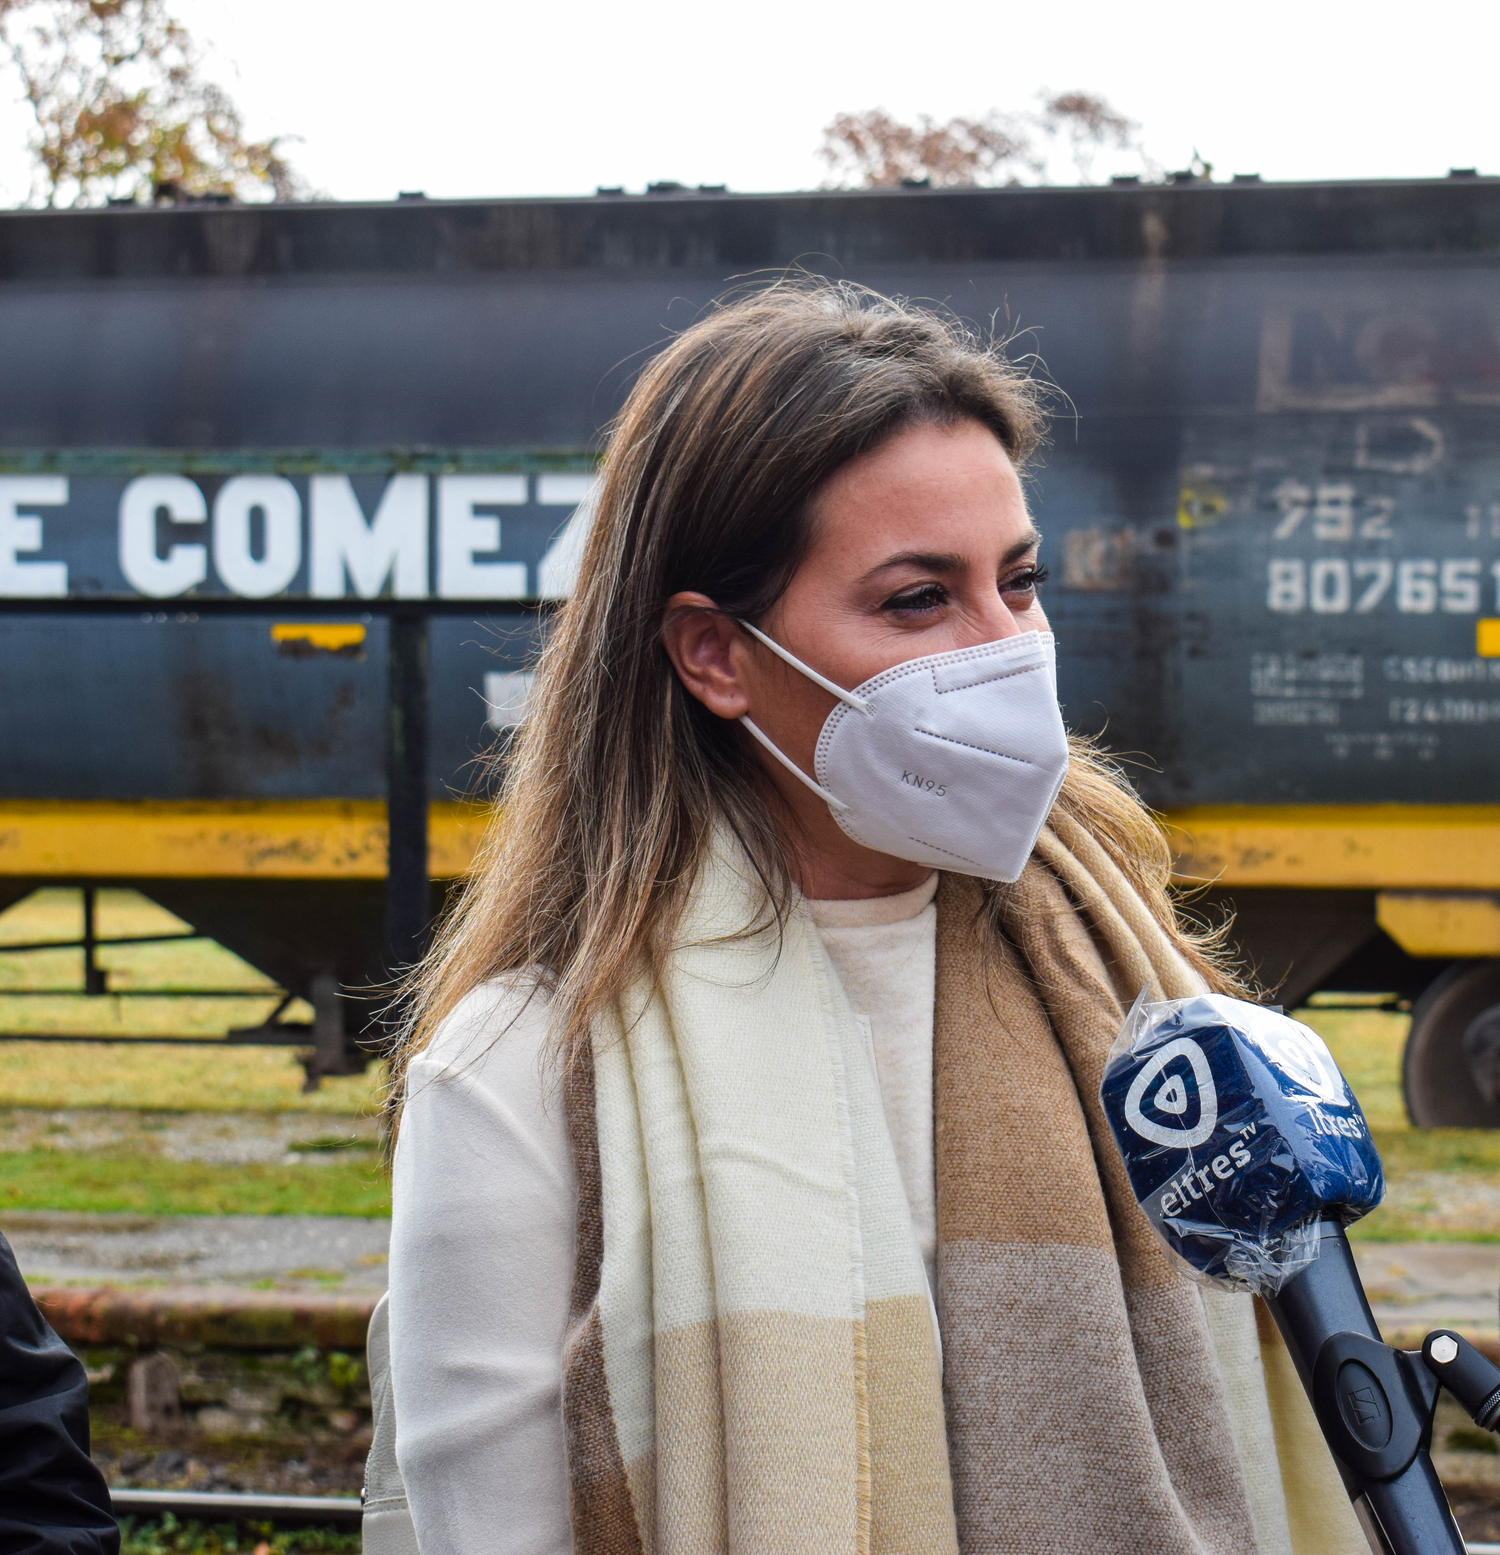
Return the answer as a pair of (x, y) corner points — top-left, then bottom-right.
(1100, 994), (1464, 1554)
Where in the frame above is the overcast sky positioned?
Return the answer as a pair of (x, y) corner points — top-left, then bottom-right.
(0, 0), (1492, 204)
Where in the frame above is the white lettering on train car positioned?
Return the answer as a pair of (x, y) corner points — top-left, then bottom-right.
(437, 474), (526, 599)
(484, 670), (536, 730)
(0, 469), (601, 599)
(1439, 559), (1481, 613)
(1310, 557), (1351, 613)
(536, 474), (598, 601)
(1353, 559), (1393, 611)
(118, 474), (208, 596)
(1355, 417), (1445, 476)
(1465, 504), (1500, 541)
(1396, 559), (1438, 614)
(0, 475), (67, 596)
(537, 474), (596, 506)
(1389, 697), (1500, 725)
(1385, 656), (1500, 685)
(1269, 558), (1491, 615)
(212, 475), (302, 598)
(1272, 480), (1401, 542)
(1267, 559), (1305, 612)
(310, 474), (427, 599)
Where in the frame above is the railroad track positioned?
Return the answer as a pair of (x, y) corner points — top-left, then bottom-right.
(105, 1489), (1500, 1552)
(109, 1488), (363, 1526)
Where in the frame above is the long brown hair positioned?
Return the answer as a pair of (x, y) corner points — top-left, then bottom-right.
(388, 279), (1236, 1124)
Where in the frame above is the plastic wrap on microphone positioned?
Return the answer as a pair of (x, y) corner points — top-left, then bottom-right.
(1099, 993), (1384, 1296)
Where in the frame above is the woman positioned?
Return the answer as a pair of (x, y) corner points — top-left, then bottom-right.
(383, 283), (1362, 1555)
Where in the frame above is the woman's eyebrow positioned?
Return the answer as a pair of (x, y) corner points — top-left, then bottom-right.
(860, 550), (966, 582)
(860, 530), (1043, 583)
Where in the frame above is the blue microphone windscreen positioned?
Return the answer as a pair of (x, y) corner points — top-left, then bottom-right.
(1100, 993), (1384, 1295)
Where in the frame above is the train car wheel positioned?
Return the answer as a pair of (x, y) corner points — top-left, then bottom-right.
(1403, 960), (1500, 1128)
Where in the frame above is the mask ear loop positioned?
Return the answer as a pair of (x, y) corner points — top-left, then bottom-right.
(739, 714), (852, 812)
(735, 619), (868, 813)
(737, 620), (872, 716)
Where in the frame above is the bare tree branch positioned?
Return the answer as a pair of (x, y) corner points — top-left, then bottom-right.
(820, 108), (1041, 188)
(821, 92), (1154, 190)
(1038, 91), (1138, 184)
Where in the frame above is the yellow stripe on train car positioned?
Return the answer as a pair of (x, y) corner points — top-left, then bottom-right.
(0, 801), (489, 879)
(1164, 805), (1500, 891)
(1, 801), (1497, 895)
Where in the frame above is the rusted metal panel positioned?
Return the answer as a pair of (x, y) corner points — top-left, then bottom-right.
(34, 1283), (375, 1350)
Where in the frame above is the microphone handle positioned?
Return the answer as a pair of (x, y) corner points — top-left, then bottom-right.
(1266, 1221), (1463, 1555)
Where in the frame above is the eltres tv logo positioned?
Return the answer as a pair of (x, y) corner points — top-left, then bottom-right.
(1242, 1021), (1345, 1104)
(1123, 1037), (1219, 1149)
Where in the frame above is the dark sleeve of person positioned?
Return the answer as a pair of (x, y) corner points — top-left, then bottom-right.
(0, 1232), (119, 1555)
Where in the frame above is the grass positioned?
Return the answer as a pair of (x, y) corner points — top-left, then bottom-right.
(1371, 1129), (1500, 1172)
(0, 888), (384, 1115)
(119, 1515), (359, 1553)
(0, 889), (300, 1040)
(1300, 1006), (1409, 1130)
(1295, 1006), (1500, 1240)
(0, 1150), (390, 1217)
(0, 1041), (385, 1115)
(1352, 1205), (1500, 1243)
(0, 891), (391, 1212)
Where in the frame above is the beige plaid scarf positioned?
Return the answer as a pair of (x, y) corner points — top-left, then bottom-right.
(560, 815), (1364, 1554)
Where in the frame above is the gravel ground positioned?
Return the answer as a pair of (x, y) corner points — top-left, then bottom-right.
(1355, 1240), (1500, 1337)
(2, 1198), (1490, 1319)
(1377, 1170), (1500, 1238)
(4, 1210), (389, 1290)
(96, 1440), (368, 1497)
(0, 1106), (381, 1164)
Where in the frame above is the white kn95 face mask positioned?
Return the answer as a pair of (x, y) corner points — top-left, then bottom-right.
(738, 623), (1070, 883)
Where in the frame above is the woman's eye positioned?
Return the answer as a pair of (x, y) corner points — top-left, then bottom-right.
(1001, 564), (1049, 600)
(882, 583), (948, 615)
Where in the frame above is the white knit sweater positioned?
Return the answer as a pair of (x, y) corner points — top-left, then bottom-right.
(387, 874), (939, 1555)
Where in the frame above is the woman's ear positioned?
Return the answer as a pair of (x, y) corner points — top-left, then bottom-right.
(661, 591), (753, 720)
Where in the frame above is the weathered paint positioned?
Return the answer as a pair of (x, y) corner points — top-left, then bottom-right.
(1165, 805), (1500, 890)
(0, 800), (487, 879)
(1375, 891), (1500, 956)
(3, 799), (1495, 896)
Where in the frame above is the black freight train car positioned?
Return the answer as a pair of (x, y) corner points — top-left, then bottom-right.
(0, 178), (1496, 1114)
